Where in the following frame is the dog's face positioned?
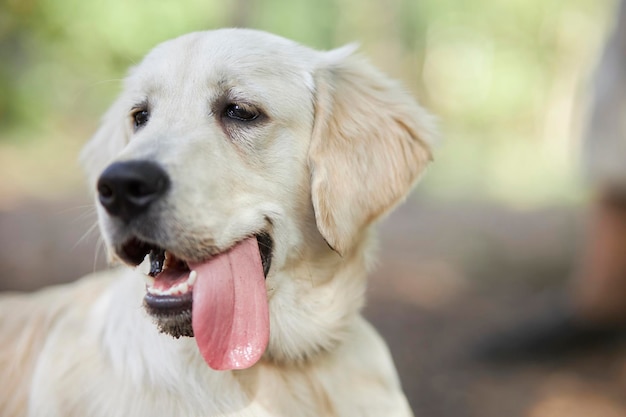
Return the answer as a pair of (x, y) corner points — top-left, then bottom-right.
(82, 29), (434, 370)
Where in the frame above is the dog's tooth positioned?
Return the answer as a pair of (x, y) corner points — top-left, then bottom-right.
(143, 275), (156, 287)
(137, 255), (151, 275)
(147, 286), (163, 296)
(169, 282), (190, 296)
(145, 276), (193, 296)
(187, 270), (197, 286)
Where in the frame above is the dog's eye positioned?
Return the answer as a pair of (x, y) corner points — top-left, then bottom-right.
(133, 110), (150, 129)
(224, 103), (259, 122)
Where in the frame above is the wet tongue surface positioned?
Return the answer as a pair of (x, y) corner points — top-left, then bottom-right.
(189, 236), (269, 370)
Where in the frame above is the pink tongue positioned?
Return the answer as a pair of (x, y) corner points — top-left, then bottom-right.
(189, 236), (269, 370)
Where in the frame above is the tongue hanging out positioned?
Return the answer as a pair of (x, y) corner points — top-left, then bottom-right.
(189, 236), (270, 370)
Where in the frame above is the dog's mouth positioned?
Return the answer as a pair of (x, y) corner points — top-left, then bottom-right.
(119, 232), (274, 301)
(119, 233), (273, 279)
(117, 232), (273, 371)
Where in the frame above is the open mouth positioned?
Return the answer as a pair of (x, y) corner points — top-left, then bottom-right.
(117, 232), (273, 339)
(120, 232), (273, 278)
(117, 230), (273, 370)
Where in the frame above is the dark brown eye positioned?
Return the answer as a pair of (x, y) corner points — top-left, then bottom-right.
(224, 103), (259, 122)
(133, 109), (150, 129)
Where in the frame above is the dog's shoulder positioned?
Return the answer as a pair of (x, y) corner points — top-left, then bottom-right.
(252, 317), (414, 417)
(325, 317), (413, 417)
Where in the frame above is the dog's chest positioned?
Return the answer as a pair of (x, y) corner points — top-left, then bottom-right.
(30, 363), (337, 417)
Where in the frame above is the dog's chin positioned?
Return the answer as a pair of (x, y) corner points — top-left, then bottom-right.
(143, 293), (195, 338)
(147, 308), (194, 338)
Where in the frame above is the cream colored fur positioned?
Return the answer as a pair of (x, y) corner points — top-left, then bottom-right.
(0, 29), (435, 417)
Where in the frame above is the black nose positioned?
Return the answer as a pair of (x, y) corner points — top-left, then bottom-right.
(97, 160), (170, 223)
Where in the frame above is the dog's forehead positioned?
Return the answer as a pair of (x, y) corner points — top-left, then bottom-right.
(130, 29), (318, 95)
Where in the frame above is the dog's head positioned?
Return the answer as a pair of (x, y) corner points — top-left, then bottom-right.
(82, 29), (435, 370)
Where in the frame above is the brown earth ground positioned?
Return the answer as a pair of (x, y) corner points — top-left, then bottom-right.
(2, 195), (626, 417)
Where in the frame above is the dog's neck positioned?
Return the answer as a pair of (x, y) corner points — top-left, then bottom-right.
(263, 232), (375, 364)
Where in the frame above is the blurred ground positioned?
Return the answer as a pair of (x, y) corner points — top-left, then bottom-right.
(3, 195), (626, 416)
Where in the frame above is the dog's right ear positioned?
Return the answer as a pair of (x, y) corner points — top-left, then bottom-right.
(80, 95), (130, 191)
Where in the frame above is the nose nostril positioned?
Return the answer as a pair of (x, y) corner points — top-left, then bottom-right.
(96, 160), (170, 223)
(127, 181), (154, 198)
(98, 183), (114, 198)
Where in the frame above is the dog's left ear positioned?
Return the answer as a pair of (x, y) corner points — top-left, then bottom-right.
(309, 47), (436, 255)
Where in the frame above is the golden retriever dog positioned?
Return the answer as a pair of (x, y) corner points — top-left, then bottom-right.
(0, 29), (435, 416)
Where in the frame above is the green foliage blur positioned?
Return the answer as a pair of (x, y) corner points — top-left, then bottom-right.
(0, 0), (614, 206)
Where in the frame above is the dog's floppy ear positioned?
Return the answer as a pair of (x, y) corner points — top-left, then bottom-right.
(309, 47), (436, 255)
(80, 95), (131, 191)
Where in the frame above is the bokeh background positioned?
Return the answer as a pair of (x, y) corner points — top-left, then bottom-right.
(1, 0), (625, 416)
(0, 0), (613, 205)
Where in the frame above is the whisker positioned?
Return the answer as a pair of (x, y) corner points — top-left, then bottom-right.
(76, 210), (97, 223)
(93, 236), (106, 273)
(71, 209), (98, 225)
(71, 221), (101, 252)
(55, 204), (96, 215)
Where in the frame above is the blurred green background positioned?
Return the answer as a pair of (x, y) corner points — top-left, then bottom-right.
(0, 0), (614, 208)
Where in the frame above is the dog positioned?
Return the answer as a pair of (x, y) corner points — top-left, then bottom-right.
(0, 29), (435, 417)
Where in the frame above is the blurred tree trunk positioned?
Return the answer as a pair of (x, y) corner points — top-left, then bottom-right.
(584, 0), (626, 187)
